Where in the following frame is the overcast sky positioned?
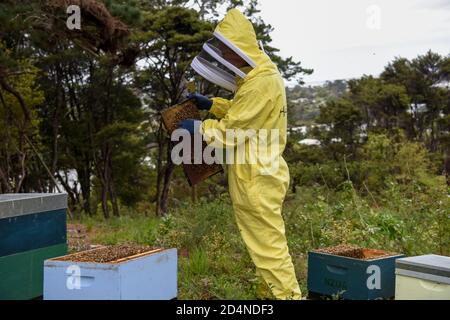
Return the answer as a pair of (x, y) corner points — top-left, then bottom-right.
(256, 0), (450, 85)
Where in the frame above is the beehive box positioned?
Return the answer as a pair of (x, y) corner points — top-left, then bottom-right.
(0, 193), (68, 300)
(44, 245), (177, 300)
(395, 254), (450, 300)
(161, 100), (223, 186)
(307, 245), (404, 300)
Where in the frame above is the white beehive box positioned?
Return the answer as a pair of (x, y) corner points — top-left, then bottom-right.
(43, 247), (177, 300)
(395, 254), (450, 300)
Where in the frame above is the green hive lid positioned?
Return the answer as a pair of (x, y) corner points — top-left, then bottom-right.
(0, 193), (67, 219)
(396, 254), (450, 285)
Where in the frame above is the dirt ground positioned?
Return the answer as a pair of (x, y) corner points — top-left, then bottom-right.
(67, 224), (93, 252)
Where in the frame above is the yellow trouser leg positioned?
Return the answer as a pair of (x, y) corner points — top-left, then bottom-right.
(228, 171), (301, 300)
(254, 269), (274, 299)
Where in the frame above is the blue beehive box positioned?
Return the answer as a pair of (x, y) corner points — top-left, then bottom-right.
(307, 245), (404, 300)
(44, 247), (177, 300)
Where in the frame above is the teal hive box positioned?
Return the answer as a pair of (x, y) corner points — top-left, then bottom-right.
(0, 194), (67, 300)
(307, 246), (404, 300)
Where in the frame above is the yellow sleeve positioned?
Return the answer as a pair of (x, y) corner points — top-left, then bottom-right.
(200, 84), (274, 148)
(209, 97), (232, 119)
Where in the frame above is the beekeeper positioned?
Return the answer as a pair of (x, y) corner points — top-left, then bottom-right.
(180, 8), (301, 300)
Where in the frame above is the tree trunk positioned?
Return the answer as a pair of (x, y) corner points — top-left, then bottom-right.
(78, 155), (92, 215)
(159, 139), (175, 215)
(55, 171), (77, 208)
(108, 156), (120, 217)
(94, 147), (111, 219)
(445, 152), (450, 188)
(50, 65), (64, 192)
(155, 123), (164, 216)
(101, 184), (110, 219)
(0, 167), (11, 193)
(101, 147), (111, 219)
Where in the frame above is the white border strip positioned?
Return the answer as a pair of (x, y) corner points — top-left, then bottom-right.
(203, 43), (246, 78)
(214, 31), (256, 68)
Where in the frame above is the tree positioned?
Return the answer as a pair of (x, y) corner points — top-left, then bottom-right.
(0, 0), (313, 218)
(381, 51), (450, 148)
(0, 44), (45, 193)
(316, 97), (363, 159)
(0, 0), (149, 218)
(133, 5), (212, 215)
(347, 76), (411, 134)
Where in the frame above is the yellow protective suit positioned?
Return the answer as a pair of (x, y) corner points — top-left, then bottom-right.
(199, 9), (301, 300)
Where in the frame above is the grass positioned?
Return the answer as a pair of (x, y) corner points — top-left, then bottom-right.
(73, 214), (161, 245)
(70, 175), (450, 299)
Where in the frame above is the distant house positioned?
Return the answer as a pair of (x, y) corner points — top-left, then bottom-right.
(299, 138), (321, 146)
(290, 126), (308, 134)
(407, 103), (428, 114)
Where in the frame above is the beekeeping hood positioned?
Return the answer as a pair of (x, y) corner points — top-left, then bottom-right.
(191, 9), (265, 92)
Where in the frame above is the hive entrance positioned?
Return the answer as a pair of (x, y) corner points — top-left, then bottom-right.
(314, 245), (398, 260)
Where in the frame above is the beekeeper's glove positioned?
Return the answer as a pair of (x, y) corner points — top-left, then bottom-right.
(187, 93), (213, 111)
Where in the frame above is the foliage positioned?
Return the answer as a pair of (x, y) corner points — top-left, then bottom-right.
(0, 0), (311, 216)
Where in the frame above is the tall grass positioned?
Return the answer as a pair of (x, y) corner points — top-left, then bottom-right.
(72, 175), (449, 299)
